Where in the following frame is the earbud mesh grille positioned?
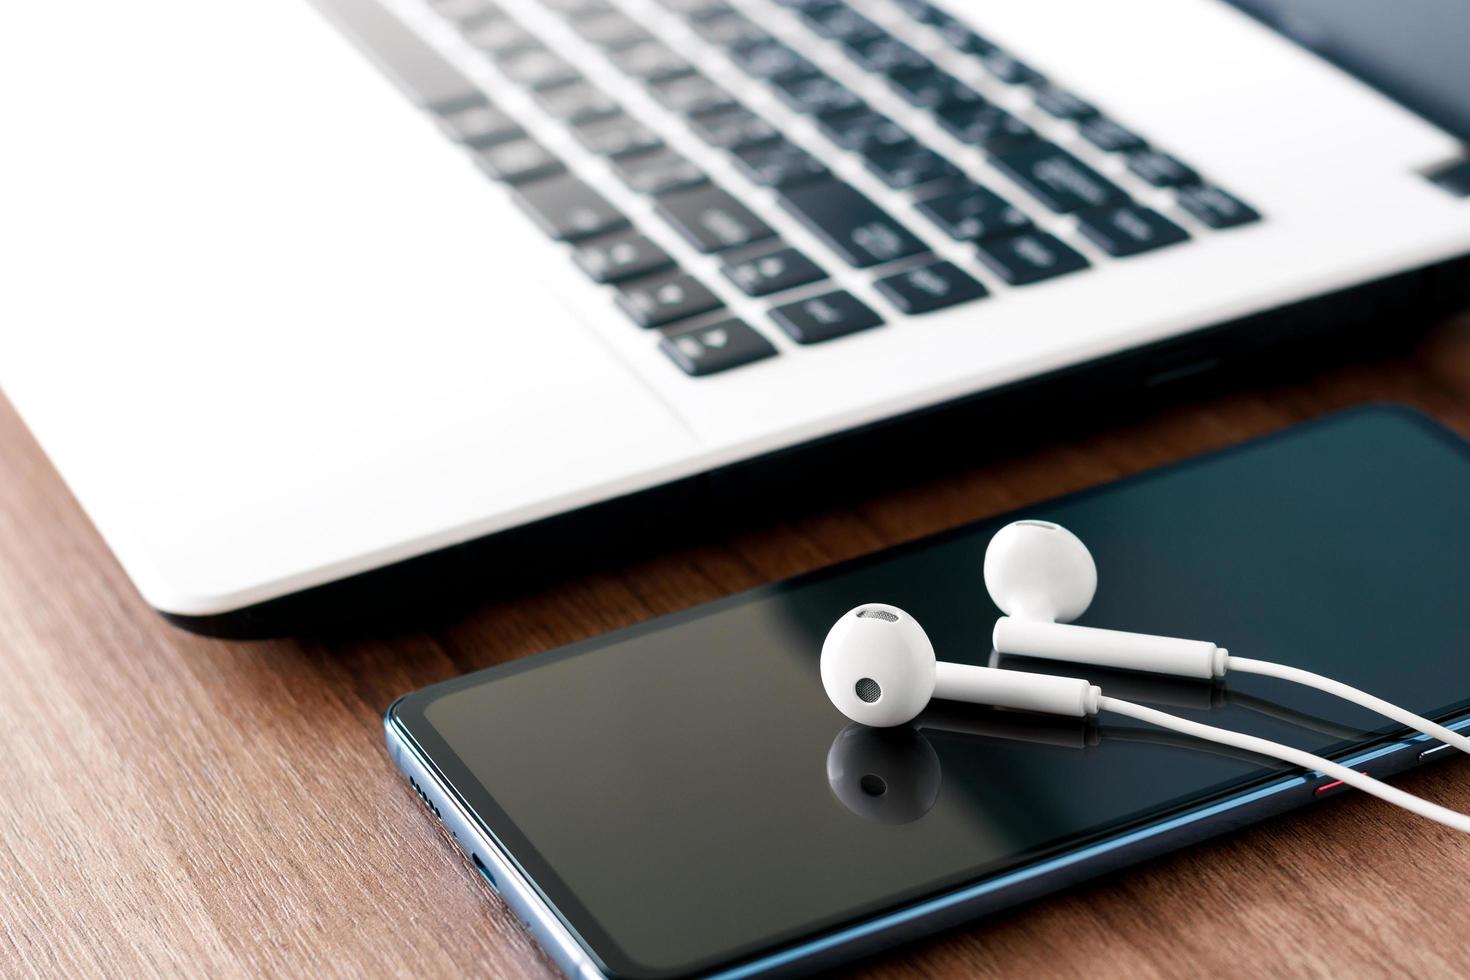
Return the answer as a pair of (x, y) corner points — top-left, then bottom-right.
(855, 677), (882, 702)
(856, 608), (898, 622)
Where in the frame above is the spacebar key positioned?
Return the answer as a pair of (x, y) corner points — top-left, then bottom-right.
(778, 180), (926, 268)
(310, 0), (483, 112)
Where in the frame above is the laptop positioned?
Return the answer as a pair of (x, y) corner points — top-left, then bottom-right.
(2, 0), (1468, 634)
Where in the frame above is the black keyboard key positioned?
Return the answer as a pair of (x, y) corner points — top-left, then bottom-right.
(875, 260), (987, 314)
(1032, 86), (1096, 120)
(512, 174), (628, 241)
(573, 114), (663, 158)
(864, 144), (960, 189)
(977, 231), (1089, 285)
(533, 81), (620, 123)
(808, 7), (873, 30)
(326, 0), (485, 111)
(731, 139), (830, 188)
(802, 6), (884, 45)
(844, 35), (931, 77)
(934, 102), (1035, 152)
(915, 182), (1031, 241)
(617, 272), (724, 327)
(573, 230), (675, 283)
(613, 148), (708, 195)
(778, 180), (927, 268)
(687, 106), (780, 149)
(475, 139), (566, 183)
(937, 23), (997, 56)
(770, 74), (864, 115)
(1126, 150), (1201, 188)
(1176, 185), (1261, 229)
(893, 0), (951, 25)
(887, 68), (983, 110)
(661, 319), (777, 375)
(816, 107), (914, 154)
(571, 12), (653, 49)
(978, 50), (1042, 85)
(771, 290), (883, 343)
(729, 39), (820, 83)
(989, 142), (1127, 213)
(1077, 115), (1147, 153)
(1076, 203), (1189, 256)
(437, 101), (523, 146)
(721, 246), (826, 296)
(650, 74), (737, 116)
(688, 11), (770, 47)
(608, 42), (695, 82)
(656, 185), (777, 252)
(496, 48), (580, 90)
(773, 0), (833, 12)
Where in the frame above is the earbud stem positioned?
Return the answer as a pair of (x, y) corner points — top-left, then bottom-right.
(993, 618), (1227, 680)
(934, 661), (1101, 718)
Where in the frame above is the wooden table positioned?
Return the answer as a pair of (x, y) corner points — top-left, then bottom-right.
(5, 313), (1470, 978)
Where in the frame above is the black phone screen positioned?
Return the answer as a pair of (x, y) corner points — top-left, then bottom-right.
(392, 408), (1470, 978)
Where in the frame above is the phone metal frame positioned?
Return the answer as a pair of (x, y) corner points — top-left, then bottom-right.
(385, 701), (1469, 978)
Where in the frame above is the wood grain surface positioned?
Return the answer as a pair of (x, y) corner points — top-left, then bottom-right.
(4, 314), (1470, 979)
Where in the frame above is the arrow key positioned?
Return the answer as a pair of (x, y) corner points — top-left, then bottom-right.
(770, 289), (883, 343)
(720, 246), (826, 297)
(512, 174), (627, 242)
(875, 260), (987, 314)
(573, 230), (674, 283)
(659, 318), (778, 375)
(616, 272), (724, 327)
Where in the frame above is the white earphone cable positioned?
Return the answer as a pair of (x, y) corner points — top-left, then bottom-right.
(1098, 696), (1470, 835)
(1226, 656), (1470, 757)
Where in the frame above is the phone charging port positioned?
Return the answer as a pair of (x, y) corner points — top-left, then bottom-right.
(472, 853), (500, 893)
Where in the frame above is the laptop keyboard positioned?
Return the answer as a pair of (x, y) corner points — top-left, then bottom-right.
(345, 0), (1261, 376)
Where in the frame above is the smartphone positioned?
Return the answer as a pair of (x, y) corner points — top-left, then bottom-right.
(385, 406), (1470, 979)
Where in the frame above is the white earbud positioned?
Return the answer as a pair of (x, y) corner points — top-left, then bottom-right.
(820, 598), (1470, 835)
(821, 603), (1101, 728)
(984, 520), (1470, 757)
(986, 521), (1228, 679)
